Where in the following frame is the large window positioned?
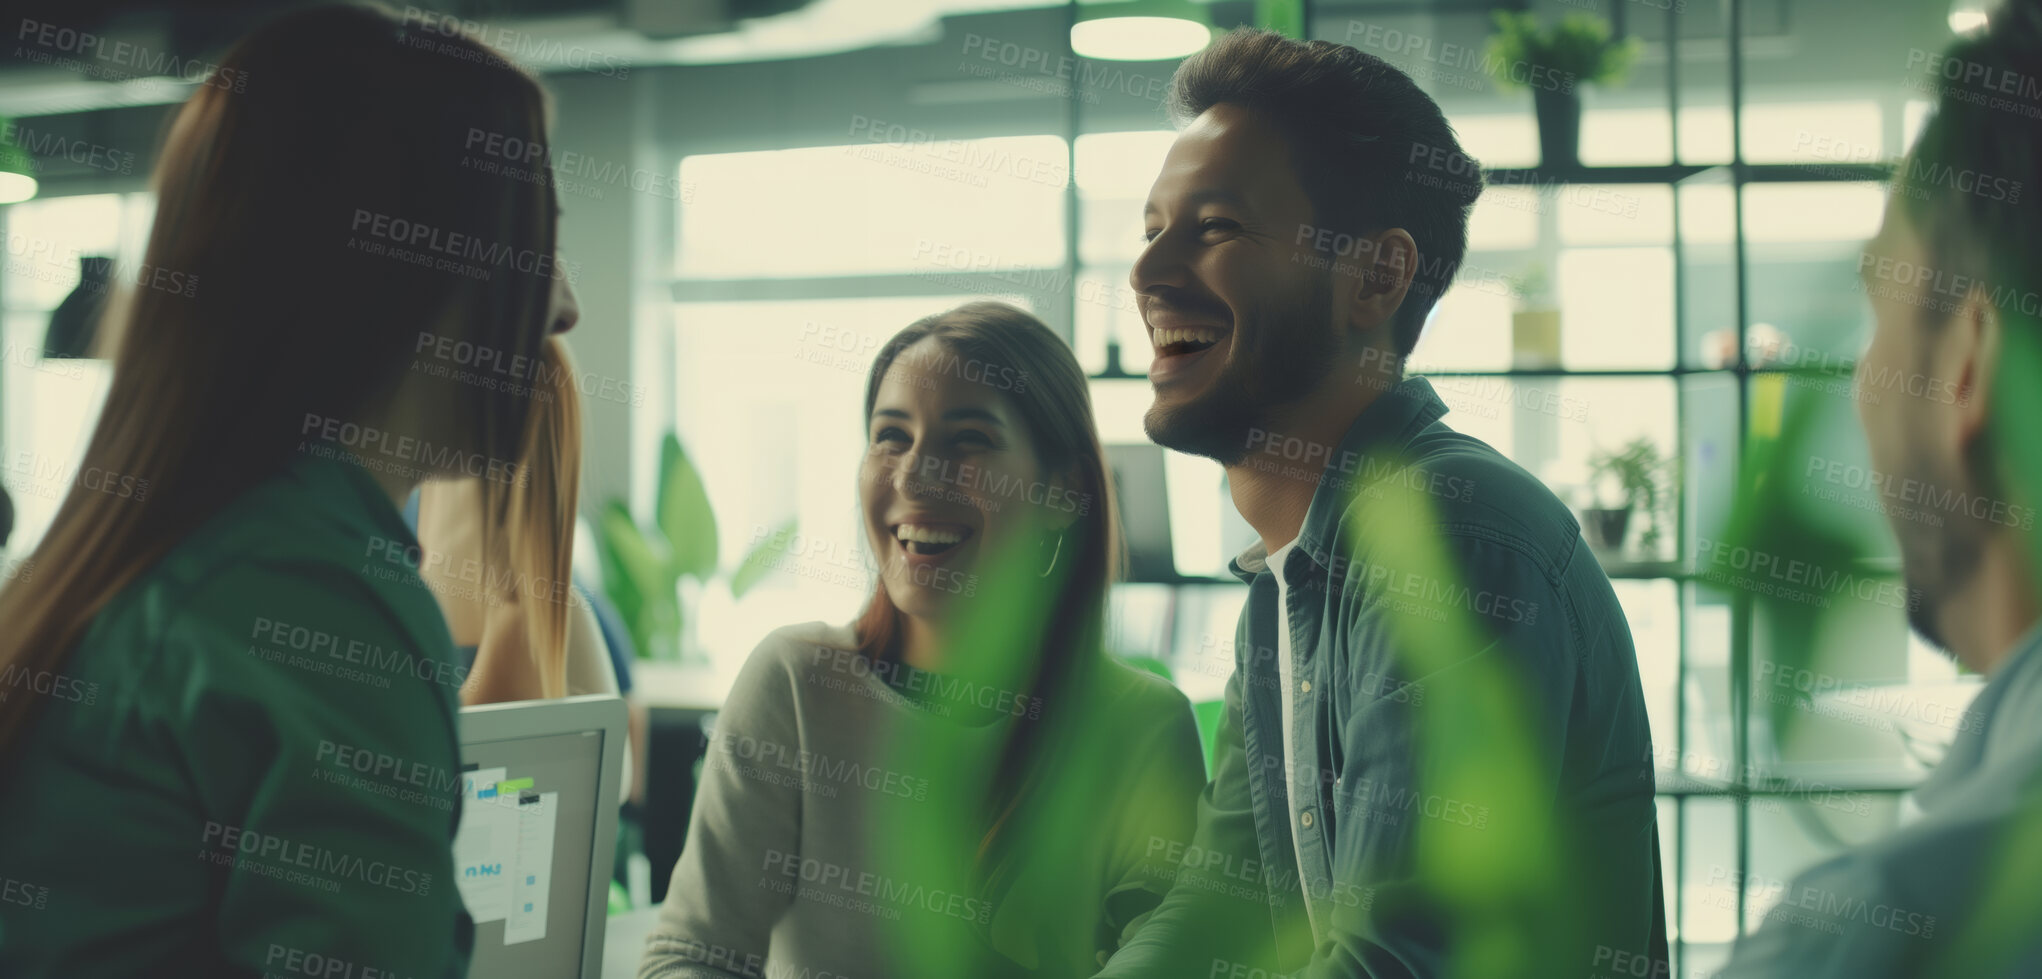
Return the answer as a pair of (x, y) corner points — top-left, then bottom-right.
(1318, 0), (1973, 969)
(667, 135), (1068, 687)
(0, 192), (146, 557)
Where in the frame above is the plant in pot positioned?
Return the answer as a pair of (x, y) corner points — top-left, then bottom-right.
(1486, 11), (1640, 170)
(591, 431), (791, 663)
(1585, 437), (1675, 557)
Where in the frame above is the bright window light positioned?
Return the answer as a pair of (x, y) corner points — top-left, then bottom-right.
(1949, 0), (1990, 34)
(2, 192), (142, 553)
(1742, 184), (1885, 244)
(1677, 105), (1735, 164)
(1466, 187), (1539, 251)
(1071, 268), (1144, 373)
(1075, 130), (1175, 267)
(1411, 284), (1513, 373)
(1558, 185), (1674, 247)
(1558, 247), (1676, 369)
(1901, 100), (1934, 150)
(677, 135), (1066, 279)
(0, 172), (36, 205)
(1451, 114), (1540, 170)
(1074, 130), (1175, 197)
(1070, 16), (1209, 62)
(1676, 184), (1885, 245)
(1743, 101), (1883, 165)
(1580, 107), (1673, 166)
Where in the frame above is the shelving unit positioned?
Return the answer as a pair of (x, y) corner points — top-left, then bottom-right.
(1072, 2), (1925, 973)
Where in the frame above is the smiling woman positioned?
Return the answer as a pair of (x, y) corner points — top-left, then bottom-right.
(638, 301), (1206, 979)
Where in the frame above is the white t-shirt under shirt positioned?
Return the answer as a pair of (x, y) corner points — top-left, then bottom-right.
(1263, 538), (1318, 939)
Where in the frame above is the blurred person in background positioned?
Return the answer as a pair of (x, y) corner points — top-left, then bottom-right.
(0, 5), (577, 976)
(406, 334), (639, 803)
(1721, 2), (2042, 975)
(410, 336), (616, 705)
(1098, 28), (1664, 979)
(638, 302), (1206, 979)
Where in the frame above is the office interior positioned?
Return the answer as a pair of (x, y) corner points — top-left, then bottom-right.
(0, 0), (1978, 974)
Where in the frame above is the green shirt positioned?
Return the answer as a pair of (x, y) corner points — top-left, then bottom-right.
(0, 452), (474, 978)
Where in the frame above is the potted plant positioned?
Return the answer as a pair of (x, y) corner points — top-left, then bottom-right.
(1585, 437), (1675, 556)
(1486, 12), (1640, 170)
(591, 431), (789, 663)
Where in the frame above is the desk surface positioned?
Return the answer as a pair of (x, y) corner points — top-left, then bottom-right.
(601, 906), (659, 979)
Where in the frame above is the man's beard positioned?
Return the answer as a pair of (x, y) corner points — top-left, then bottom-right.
(1143, 289), (1338, 465)
(1895, 454), (1987, 655)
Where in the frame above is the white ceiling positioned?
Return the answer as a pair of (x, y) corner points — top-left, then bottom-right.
(0, 0), (1075, 117)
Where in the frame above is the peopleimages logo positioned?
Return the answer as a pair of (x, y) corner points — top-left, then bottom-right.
(1694, 538), (1915, 612)
(463, 128), (685, 203)
(300, 412), (525, 488)
(1, 876), (49, 911)
(0, 661), (99, 706)
(401, 6), (629, 78)
(349, 209), (580, 285)
(761, 848), (993, 925)
(264, 944), (415, 979)
(14, 18), (250, 92)
(201, 822), (433, 895)
(1345, 21), (1575, 93)
(1, 119), (135, 175)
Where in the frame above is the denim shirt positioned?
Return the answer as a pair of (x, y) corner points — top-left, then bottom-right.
(1718, 622), (2042, 978)
(1100, 377), (1667, 979)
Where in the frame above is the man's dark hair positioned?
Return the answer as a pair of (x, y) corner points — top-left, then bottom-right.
(1901, 0), (2042, 324)
(0, 482), (11, 549)
(1167, 27), (1484, 358)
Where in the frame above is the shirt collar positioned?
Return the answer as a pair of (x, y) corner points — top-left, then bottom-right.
(1916, 616), (2042, 804)
(1226, 376), (1449, 583)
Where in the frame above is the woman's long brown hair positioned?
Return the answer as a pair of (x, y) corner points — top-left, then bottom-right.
(0, 3), (560, 767)
(853, 301), (1124, 874)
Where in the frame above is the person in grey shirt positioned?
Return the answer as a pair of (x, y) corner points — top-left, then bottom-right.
(639, 303), (1206, 979)
(1718, 3), (2042, 975)
(1096, 27), (1665, 979)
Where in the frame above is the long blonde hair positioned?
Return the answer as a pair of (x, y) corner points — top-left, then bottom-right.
(490, 337), (583, 697)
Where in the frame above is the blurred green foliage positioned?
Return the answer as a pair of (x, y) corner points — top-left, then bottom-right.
(592, 431), (789, 661)
(1485, 11), (1639, 93)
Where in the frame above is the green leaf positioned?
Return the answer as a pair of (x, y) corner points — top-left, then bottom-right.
(1486, 10), (1634, 91)
(592, 501), (654, 660)
(595, 500), (683, 661)
(729, 517), (795, 600)
(656, 433), (720, 582)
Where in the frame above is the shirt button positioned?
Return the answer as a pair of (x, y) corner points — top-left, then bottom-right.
(1301, 809), (1315, 828)
(1300, 680), (1312, 694)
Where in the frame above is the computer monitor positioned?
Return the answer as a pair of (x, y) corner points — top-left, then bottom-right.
(456, 695), (627, 979)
